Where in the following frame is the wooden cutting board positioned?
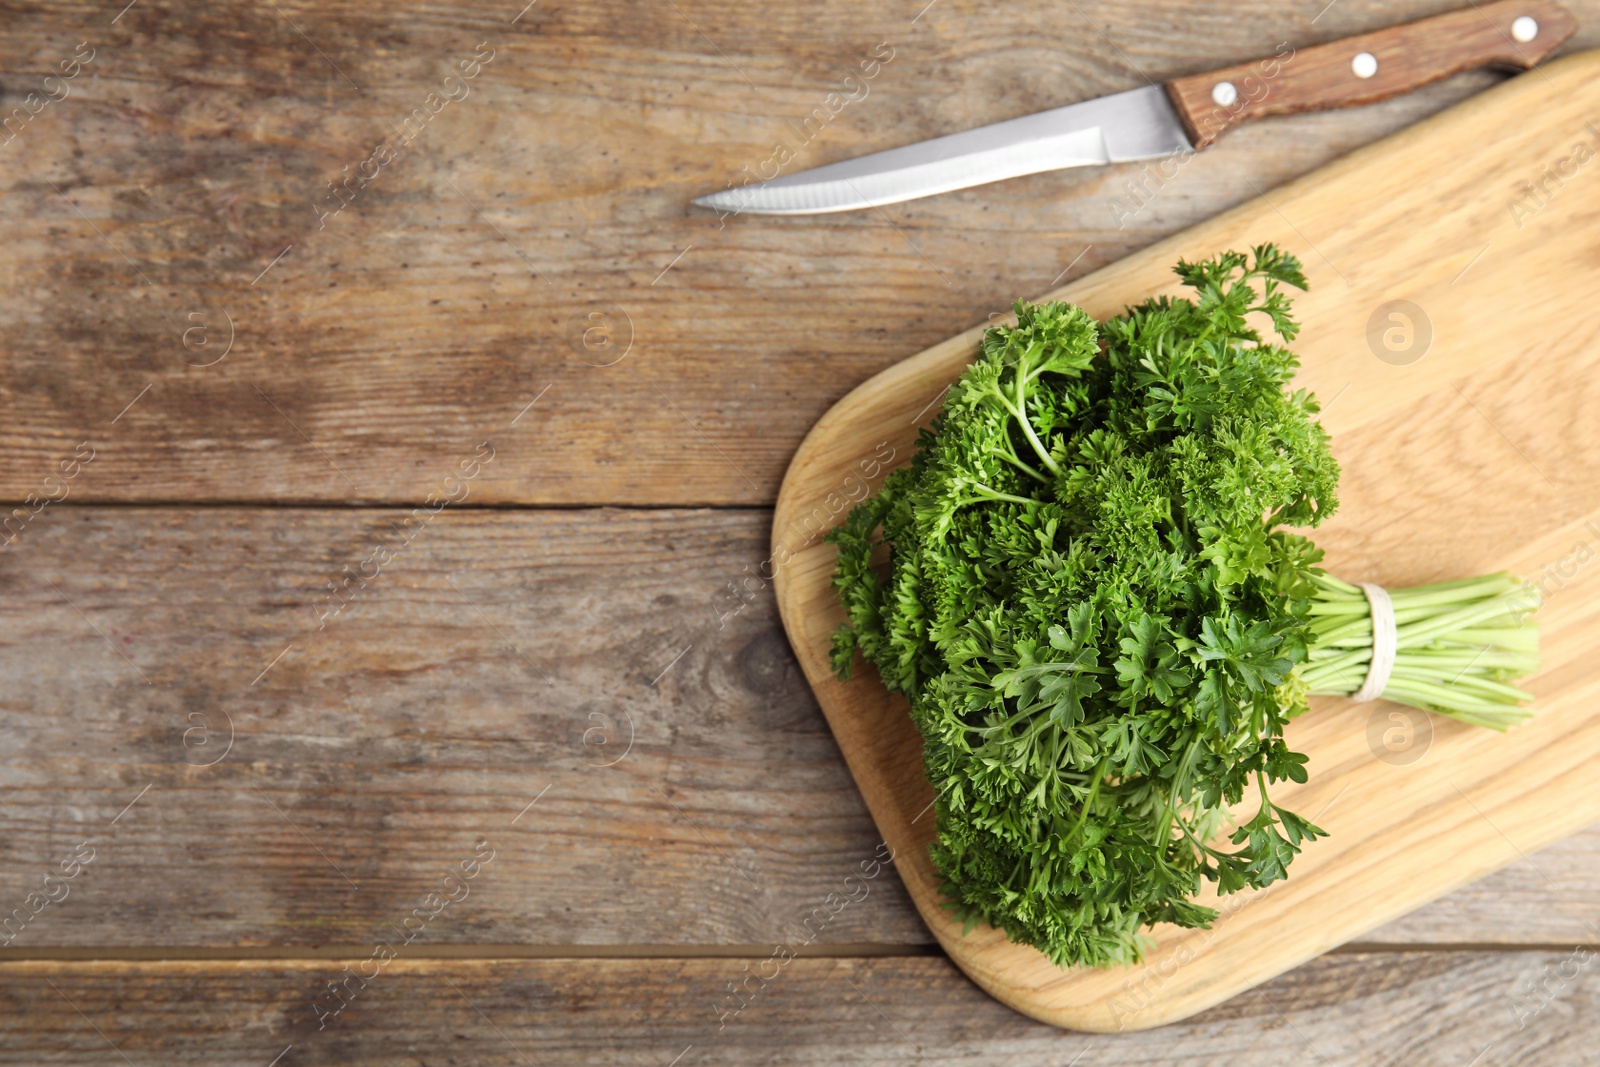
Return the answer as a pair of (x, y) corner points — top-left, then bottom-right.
(772, 49), (1600, 1032)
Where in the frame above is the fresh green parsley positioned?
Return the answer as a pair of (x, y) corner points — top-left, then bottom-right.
(828, 247), (1539, 969)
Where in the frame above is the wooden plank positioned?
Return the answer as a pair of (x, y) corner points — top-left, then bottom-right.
(0, 505), (1596, 952)
(2, 2), (1593, 504)
(0, 505), (923, 947)
(773, 49), (1600, 1030)
(2, 951), (1597, 1065)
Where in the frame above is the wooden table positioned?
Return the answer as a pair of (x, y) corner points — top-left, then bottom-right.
(2, 1), (1597, 1062)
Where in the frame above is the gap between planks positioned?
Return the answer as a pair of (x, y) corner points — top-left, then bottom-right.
(0, 944), (944, 962)
(0, 942), (1588, 962)
(3, 500), (778, 512)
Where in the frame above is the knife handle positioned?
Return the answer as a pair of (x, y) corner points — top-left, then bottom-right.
(1165, 0), (1576, 149)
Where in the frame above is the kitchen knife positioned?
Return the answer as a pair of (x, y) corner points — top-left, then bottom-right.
(694, 0), (1575, 216)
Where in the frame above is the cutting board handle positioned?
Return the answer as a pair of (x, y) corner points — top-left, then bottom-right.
(1166, 0), (1576, 148)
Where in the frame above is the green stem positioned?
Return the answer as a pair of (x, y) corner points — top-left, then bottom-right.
(1005, 359), (1062, 477)
(967, 484), (1042, 508)
(1154, 732), (1203, 850)
(997, 449), (1049, 483)
(1300, 571), (1541, 731)
(1062, 755), (1110, 850)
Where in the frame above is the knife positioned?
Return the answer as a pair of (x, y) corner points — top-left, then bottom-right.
(694, 0), (1575, 216)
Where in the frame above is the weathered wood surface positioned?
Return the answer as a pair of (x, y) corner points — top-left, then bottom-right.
(2, 952), (1597, 1066)
(0, 506), (1596, 952)
(3, 0), (1600, 1058)
(0, 506), (928, 947)
(3, 1), (1599, 504)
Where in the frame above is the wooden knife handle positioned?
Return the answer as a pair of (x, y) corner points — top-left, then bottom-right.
(1166, 0), (1577, 149)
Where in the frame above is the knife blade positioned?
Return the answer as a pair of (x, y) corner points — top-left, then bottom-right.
(694, 0), (1574, 217)
(695, 85), (1188, 216)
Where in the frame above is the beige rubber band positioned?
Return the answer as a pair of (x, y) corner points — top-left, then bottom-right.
(1352, 582), (1396, 703)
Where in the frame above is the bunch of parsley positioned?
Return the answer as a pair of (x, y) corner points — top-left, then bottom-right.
(828, 247), (1538, 968)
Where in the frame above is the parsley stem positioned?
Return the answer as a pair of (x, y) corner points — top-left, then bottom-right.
(1009, 361), (1062, 477)
(1154, 732), (1203, 850)
(968, 483), (1041, 508)
(1301, 571), (1540, 729)
(1062, 755), (1110, 849)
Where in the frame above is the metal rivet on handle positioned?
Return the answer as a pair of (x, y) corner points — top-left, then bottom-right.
(1351, 52), (1378, 78)
(1512, 15), (1538, 42)
(1211, 81), (1238, 107)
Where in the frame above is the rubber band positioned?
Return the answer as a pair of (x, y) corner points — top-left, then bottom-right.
(1351, 582), (1396, 703)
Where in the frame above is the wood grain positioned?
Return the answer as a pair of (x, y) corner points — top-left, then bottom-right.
(2, 0), (1599, 1057)
(0, 506), (925, 948)
(0, 1), (1595, 505)
(0, 504), (1595, 955)
(1167, 0), (1575, 147)
(774, 49), (1600, 1031)
(3, 952), (1597, 1066)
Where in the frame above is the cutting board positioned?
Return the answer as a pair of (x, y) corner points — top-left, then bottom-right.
(772, 50), (1600, 1032)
